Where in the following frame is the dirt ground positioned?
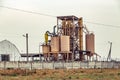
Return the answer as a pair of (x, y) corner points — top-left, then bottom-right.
(0, 68), (120, 80)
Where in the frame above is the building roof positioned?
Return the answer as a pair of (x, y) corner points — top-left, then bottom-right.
(0, 40), (20, 54)
(20, 53), (43, 57)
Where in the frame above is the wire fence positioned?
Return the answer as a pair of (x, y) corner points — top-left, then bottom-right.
(0, 61), (120, 70)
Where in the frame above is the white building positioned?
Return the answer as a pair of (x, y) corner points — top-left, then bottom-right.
(0, 40), (21, 61)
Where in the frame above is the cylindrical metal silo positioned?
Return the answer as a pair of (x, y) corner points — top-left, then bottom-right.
(60, 36), (70, 52)
(42, 45), (50, 54)
(86, 33), (95, 54)
(51, 36), (60, 52)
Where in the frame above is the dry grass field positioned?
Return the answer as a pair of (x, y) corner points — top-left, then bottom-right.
(0, 68), (120, 80)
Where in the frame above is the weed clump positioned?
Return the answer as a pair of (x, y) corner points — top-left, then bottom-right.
(68, 76), (72, 79)
(118, 72), (120, 76)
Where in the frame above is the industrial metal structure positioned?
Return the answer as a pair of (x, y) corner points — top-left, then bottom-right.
(41, 15), (99, 61)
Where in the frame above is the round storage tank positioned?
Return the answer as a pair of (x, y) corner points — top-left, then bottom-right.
(60, 36), (70, 51)
(42, 45), (50, 53)
(51, 36), (60, 52)
(86, 33), (95, 54)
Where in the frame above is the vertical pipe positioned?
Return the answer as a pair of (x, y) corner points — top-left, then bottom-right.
(78, 18), (83, 61)
(72, 16), (75, 62)
(67, 53), (69, 62)
(57, 18), (58, 34)
(78, 17), (83, 50)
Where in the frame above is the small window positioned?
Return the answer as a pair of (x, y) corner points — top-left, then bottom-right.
(1, 54), (10, 61)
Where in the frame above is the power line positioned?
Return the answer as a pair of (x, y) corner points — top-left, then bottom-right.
(0, 6), (56, 17)
(0, 6), (120, 28)
(84, 21), (120, 28)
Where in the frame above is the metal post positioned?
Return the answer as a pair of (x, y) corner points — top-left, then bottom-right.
(39, 43), (41, 62)
(26, 33), (28, 62)
(107, 41), (112, 61)
(23, 33), (29, 62)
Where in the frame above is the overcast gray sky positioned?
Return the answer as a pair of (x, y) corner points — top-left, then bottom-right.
(0, 0), (120, 59)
